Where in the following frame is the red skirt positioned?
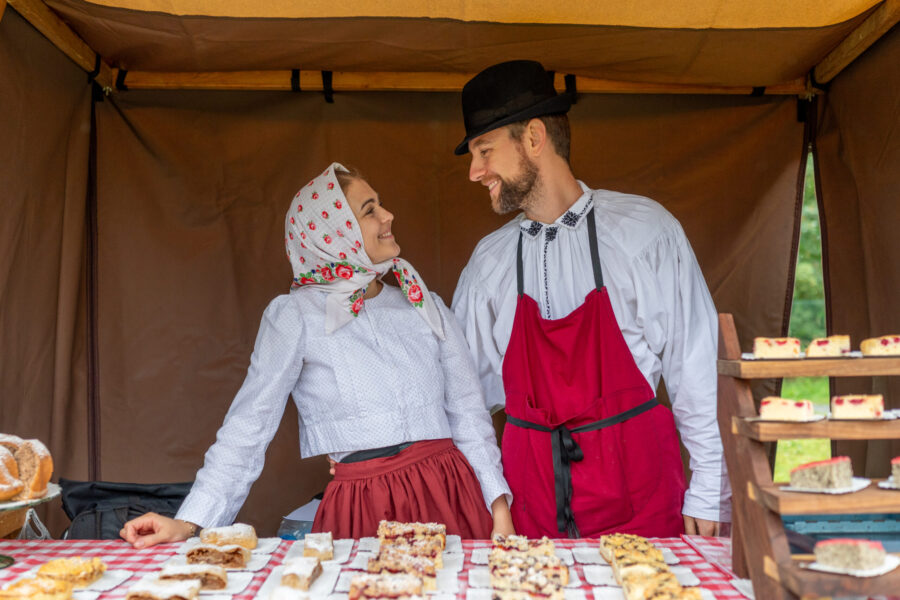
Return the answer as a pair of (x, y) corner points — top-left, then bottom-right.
(312, 438), (493, 539)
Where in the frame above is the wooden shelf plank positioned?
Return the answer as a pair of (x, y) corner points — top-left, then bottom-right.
(718, 356), (900, 378)
(777, 555), (900, 598)
(753, 480), (900, 515)
(734, 416), (900, 441)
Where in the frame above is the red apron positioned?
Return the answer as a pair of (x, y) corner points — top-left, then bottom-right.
(501, 209), (686, 538)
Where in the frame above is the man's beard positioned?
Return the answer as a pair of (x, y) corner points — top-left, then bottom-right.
(495, 151), (539, 215)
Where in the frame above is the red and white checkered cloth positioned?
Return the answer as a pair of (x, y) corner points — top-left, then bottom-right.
(0, 536), (743, 599)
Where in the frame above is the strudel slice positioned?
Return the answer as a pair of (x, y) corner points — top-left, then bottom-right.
(860, 335), (900, 356)
(0, 577), (73, 600)
(367, 547), (437, 591)
(831, 394), (884, 419)
(199, 523), (257, 550)
(381, 536), (444, 569)
(491, 534), (555, 557)
(759, 397), (814, 421)
(814, 538), (886, 570)
(377, 521), (446, 549)
(806, 335), (851, 357)
(37, 557), (107, 587)
(790, 456), (853, 489)
(158, 565), (228, 590)
(347, 573), (424, 600)
(185, 544), (250, 568)
(126, 580), (201, 600)
(753, 337), (801, 358)
(302, 532), (334, 561)
(280, 557), (322, 591)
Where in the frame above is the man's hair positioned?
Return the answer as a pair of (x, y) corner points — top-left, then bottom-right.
(335, 166), (364, 195)
(507, 114), (571, 163)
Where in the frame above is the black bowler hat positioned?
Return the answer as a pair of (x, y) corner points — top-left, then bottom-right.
(454, 60), (572, 156)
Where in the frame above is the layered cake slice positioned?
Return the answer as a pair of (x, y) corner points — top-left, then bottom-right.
(599, 533), (656, 563)
(280, 557), (322, 591)
(790, 456), (853, 490)
(814, 539), (886, 570)
(381, 536), (444, 569)
(491, 534), (555, 557)
(806, 335), (851, 357)
(158, 564), (228, 590)
(892, 456), (900, 484)
(302, 532), (334, 561)
(347, 573), (423, 600)
(753, 337), (802, 358)
(759, 397), (815, 421)
(185, 544), (250, 568)
(367, 547), (437, 591)
(199, 523), (258, 550)
(125, 580), (201, 600)
(860, 335), (900, 356)
(831, 394), (884, 419)
(377, 521), (446, 549)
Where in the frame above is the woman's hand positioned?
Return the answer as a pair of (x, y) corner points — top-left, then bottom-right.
(490, 495), (515, 537)
(120, 512), (196, 549)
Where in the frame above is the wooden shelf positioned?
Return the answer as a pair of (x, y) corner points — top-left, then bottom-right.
(717, 356), (900, 378)
(751, 480), (900, 515)
(733, 416), (900, 441)
(767, 555), (900, 598)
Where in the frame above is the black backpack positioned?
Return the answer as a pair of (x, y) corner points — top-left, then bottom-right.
(60, 479), (193, 540)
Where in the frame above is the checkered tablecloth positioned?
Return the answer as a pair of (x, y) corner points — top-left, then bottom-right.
(0, 536), (743, 599)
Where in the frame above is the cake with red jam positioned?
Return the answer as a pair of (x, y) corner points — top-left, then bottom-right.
(860, 335), (900, 356)
(790, 456), (853, 489)
(759, 397), (815, 421)
(753, 337), (802, 358)
(806, 335), (851, 357)
(831, 394), (884, 419)
(814, 539), (886, 570)
(892, 456), (900, 485)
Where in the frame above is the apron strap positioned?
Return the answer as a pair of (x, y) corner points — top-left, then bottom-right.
(515, 207), (604, 298)
(506, 398), (659, 537)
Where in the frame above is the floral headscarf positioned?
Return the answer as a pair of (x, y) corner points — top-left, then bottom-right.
(285, 162), (445, 339)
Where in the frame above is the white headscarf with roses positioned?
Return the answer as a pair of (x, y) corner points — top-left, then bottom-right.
(285, 162), (444, 339)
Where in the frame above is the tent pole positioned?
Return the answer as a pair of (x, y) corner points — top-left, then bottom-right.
(813, 0), (900, 84)
(116, 69), (810, 95)
(7, 0), (114, 91)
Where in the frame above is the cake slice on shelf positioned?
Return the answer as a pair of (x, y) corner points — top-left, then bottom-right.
(831, 394), (884, 419)
(860, 335), (900, 356)
(752, 337), (802, 358)
(814, 539), (886, 571)
(759, 397), (815, 421)
(790, 456), (853, 490)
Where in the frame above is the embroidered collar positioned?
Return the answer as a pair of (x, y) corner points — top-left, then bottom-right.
(518, 182), (593, 238)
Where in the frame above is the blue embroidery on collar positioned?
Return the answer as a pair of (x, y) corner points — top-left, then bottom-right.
(561, 211), (579, 227)
(521, 221), (543, 237)
(545, 226), (558, 242)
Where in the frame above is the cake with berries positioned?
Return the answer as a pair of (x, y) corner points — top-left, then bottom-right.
(814, 539), (886, 570)
(806, 335), (851, 357)
(790, 456), (853, 489)
(377, 521), (446, 549)
(831, 394), (884, 419)
(892, 456), (900, 485)
(491, 534), (555, 557)
(860, 335), (900, 356)
(753, 337), (802, 358)
(347, 573), (423, 600)
(759, 397), (815, 421)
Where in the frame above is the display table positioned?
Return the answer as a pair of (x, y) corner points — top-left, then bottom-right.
(0, 536), (743, 599)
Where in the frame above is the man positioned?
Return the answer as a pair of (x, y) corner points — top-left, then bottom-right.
(451, 60), (730, 538)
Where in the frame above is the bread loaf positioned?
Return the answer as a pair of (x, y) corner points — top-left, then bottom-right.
(0, 447), (24, 501)
(12, 438), (53, 501)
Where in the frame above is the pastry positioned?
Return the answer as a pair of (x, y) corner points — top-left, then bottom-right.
(860, 335), (900, 356)
(599, 533), (657, 562)
(0, 447), (24, 501)
(489, 557), (568, 592)
(37, 557), (107, 587)
(0, 577), (73, 600)
(831, 394), (884, 419)
(199, 523), (257, 549)
(126, 580), (201, 600)
(892, 456), (900, 484)
(758, 397), (815, 421)
(367, 547), (436, 591)
(0, 434), (23, 454)
(158, 565), (228, 590)
(11, 439), (53, 501)
(620, 570), (681, 599)
(752, 337), (801, 358)
(347, 573), (424, 600)
(491, 534), (555, 557)
(302, 532), (334, 561)
(790, 456), (853, 489)
(377, 521), (446, 549)
(381, 536), (444, 569)
(185, 544), (250, 568)
(280, 557), (322, 591)
(491, 591), (563, 600)
(806, 335), (851, 357)
(814, 538), (886, 570)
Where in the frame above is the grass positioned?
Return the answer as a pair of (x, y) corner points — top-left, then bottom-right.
(772, 377), (831, 482)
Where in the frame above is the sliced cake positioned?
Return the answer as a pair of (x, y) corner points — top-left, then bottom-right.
(199, 523), (257, 549)
(381, 536), (444, 569)
(753, 337), (802, 358)
(831, 394), (884, 419)
(860, 335), (900, 356)
(126, 580), (201, 600)
(790, 456), (853, 490)
(491, 534), (555, 557)
(806, 335), (851, 357)
(377, 521), (446, 549)
(892, 456), (900, 485)
(367, 547), (437, 591)
(37, 557), (107, 588)
(0, 576), (73, 600)
(185, 544), (250, 569)
(347, 573), (423, 600)
(302, 532), (334, 561)
(814, 539), (886, 570)
(280, 557), (322, 591)
(158, 564), (228, 590)
(759, 397), (815, 421)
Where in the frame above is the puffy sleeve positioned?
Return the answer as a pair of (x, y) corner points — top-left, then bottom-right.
(634, 222), (732, 523)
(434, 294), (512, 510)
(176, 295), (306, 527)
(451, 264), (507, 414)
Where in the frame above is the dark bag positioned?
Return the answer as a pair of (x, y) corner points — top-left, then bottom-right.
(60, 479), (193, 540)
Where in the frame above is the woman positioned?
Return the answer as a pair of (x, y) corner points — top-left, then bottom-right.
(121, 163), (512, 547)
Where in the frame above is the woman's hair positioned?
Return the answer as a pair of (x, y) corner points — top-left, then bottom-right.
(335, 166), (365, 195)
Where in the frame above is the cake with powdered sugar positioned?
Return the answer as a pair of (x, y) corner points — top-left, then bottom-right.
(790, 456), (853, 489)
(814, 539), (886, 570)
(126, 579), (201, 600)
(831, 394), (884, 419)
(280, 557), (322, 590)
(199, 523), (257, 549)
(759, 397), (815, 420)
(158, 564), (227, 590)
(185, 543), (249, 568)
(302, 532), (333, 561)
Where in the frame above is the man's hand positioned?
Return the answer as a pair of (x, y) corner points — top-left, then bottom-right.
(683, 515), (721, 537)
(120, 512), (195, 549)
(490, 496), (515, 537)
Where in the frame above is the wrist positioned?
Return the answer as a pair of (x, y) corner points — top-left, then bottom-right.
(176, 519), (200, 539)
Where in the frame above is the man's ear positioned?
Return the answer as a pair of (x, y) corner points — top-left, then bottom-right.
(525, 118), (548, 157)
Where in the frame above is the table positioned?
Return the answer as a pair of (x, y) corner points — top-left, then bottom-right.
(0, 536), (743, 599)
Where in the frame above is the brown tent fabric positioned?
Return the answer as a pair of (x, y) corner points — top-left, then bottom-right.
(0, 9), (91, 532)
(817, 26), (900, 477)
